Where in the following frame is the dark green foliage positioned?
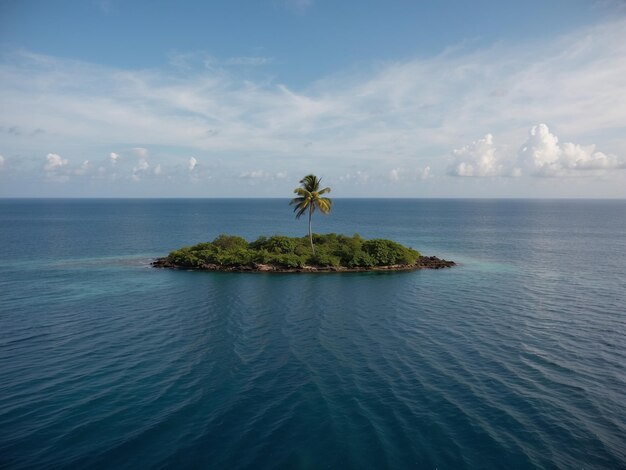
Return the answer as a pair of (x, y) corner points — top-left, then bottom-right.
(250, 235), (296, 254)
(311, 253), (341, 267)
(362, 239), (420, 266)
(165, 234), (420, 268)
(211, 234), (249, 251)
(265, 253), (305, 268)
(217, 248), (256, 266)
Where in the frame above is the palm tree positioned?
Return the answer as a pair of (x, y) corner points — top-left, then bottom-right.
(290, 174), (332, 254)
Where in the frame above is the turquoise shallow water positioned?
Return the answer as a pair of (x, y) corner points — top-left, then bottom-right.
(0, 199), (625, 468)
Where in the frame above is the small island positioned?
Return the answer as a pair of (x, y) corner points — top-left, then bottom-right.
(152, 233), (455, 273)
(153, 175), (454, 273)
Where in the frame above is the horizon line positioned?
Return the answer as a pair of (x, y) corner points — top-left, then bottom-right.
(1, 196), (625, 201)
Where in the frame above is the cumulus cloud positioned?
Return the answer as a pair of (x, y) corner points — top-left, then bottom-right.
(110, 152), (119, 165)
(188, 156), (197, 171)
(448, 134), (509, 177)
(517, 124), (561, 176)
(0, 154), (5, 169)
(132, 158), (150, 181)
(450, 124), (625, 178)
(517, 124), (626, 176)
(44, 153), (69, 171)
(153, 163), (163, 175)
(43, 153), (70, 182)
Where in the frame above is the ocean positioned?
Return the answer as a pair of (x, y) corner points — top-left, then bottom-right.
(0, 198), (624, 468)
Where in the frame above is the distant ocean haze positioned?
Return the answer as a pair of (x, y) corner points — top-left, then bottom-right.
(0, 199), (624, 468)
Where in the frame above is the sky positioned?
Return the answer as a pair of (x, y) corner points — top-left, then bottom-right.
(1, 0), (626, 198)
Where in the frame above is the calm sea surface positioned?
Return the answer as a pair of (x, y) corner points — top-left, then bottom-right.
(0, 199), (625, 469)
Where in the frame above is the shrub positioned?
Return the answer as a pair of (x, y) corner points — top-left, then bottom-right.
(168, 248), (203, 267)
(216, 248), (255, 266)
(253, 249), (272, 264)
(268, 253), (306, 268)
(345, 250), (376, 268)
(251, 235), (296, 254)
(362, 239), (420, 266)
(308, 252), (341, 267)
(211, 234), (249, 251)
(294, 244), (311, 256)
(189, 242), (214, 252)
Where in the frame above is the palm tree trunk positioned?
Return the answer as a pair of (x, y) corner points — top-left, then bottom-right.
(308, 206), (315, 254)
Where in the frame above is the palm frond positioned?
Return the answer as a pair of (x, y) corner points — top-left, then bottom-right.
(294, 206), (308, 219)
(289, 196), (306, 206)
(300, 174), (320, 192)
(316, 198), (332, 214)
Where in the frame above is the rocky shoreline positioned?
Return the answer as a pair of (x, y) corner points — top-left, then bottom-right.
(151, 255), (455, 273)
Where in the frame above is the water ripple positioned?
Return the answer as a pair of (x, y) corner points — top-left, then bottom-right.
(1, 199), (625, 468)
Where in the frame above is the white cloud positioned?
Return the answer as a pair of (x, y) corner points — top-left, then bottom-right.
(44, 153), (69, 171)
(132, 158), (150, 181)
(110, 152), (119, 165)
(188, 156), (197, 171)
(135, 159), (149, 171)
(43, 153), (70, 182)
(562, 144), (624, 170)
(449, 134), (508, 177)
(0, 154), (4, 169)
(517, 124), (561, 176)
(517, 123), (626, 177)
(238, 169), (290, 181)
(388, 166), (431, 182)
(450, 124), (625, 178)
(153, 163), (163, 175)
(239, 170), (268, 179)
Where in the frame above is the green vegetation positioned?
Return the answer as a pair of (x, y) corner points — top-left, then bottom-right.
(289, 174), (332, 254)
(165, 233), (421, 269)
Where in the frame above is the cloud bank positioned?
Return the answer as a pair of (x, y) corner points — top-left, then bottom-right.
(1, 18), (625, 195)
(517, 124), (625, 176)
(449, 124), (625, 178)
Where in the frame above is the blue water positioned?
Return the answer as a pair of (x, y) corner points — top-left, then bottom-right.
(0, 199), (625, 469)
